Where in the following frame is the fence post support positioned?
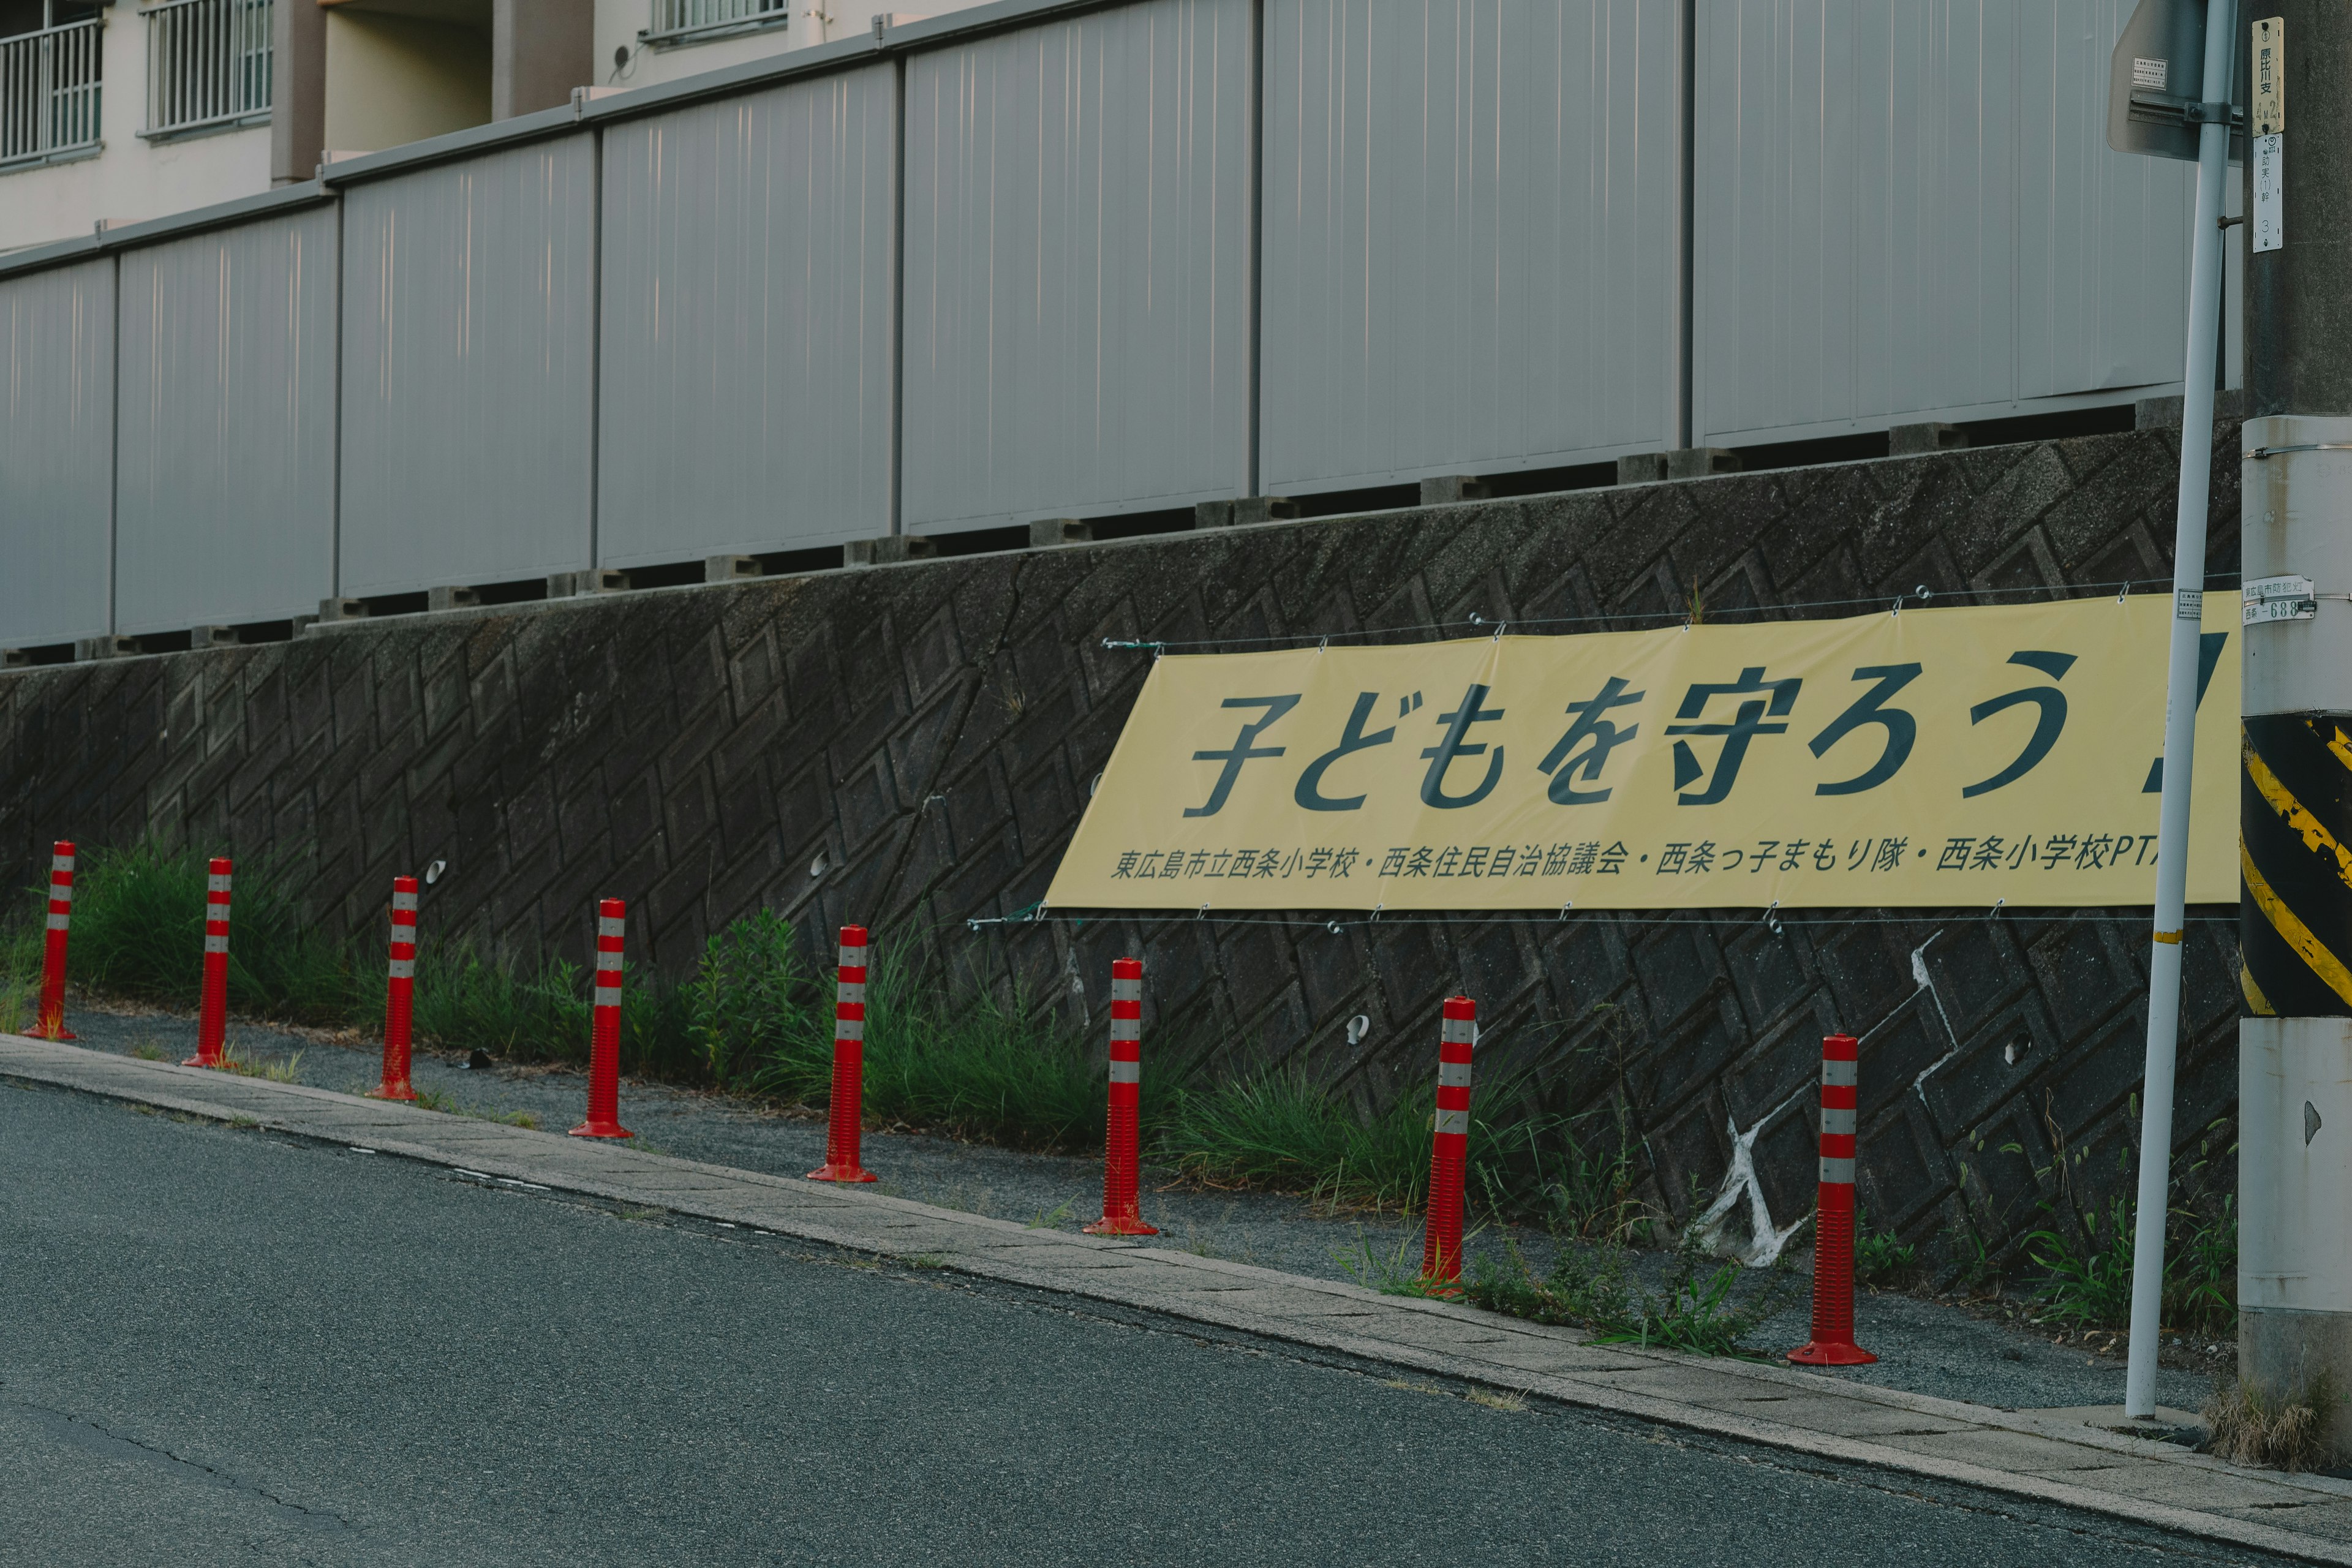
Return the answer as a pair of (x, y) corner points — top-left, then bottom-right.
(807, 924), (877, 1182)
(1085, 956), (1157, 1236)
(1421, 994), (1476, 1286)
(182, 859), (233, 1068)
(568, 899), (633, 1139)
(23, 841), (76, 1041)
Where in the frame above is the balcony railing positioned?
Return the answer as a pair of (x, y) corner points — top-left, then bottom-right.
(145, 0), (270, 139)
(0, 18), (102, 168)
(644, 0), (786, 45)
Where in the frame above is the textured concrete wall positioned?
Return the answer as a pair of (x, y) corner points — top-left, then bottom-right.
(0, 421), (2241, 1266)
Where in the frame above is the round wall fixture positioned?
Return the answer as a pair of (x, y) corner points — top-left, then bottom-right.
(424, 859), (448, 886)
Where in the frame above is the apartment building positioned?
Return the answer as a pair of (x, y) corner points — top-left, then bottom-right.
(0, 0), (973, 251)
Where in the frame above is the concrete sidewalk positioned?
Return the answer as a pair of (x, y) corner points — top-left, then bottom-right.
(4, 1031), (2342, 1564)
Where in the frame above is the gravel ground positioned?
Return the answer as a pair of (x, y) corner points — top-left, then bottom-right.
(45, 998), (2219, 1416)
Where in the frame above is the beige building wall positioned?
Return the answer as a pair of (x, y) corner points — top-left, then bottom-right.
(322, 2), (492, 154)
(0, 1), (271, 254)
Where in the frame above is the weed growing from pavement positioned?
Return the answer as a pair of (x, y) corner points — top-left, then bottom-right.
(1853, 1205), (1920, 1289)
(2206, 1371), (2337, 1472)
(1463, 1387), (1528, 1412)
(1464, 1230), (1798, 1357)
(409, 1086), (540, 1129)
(1026, 1197), (1078, 1230)
(1332, 1224), (1456, 1296)
(217, 1046), (305, 1084)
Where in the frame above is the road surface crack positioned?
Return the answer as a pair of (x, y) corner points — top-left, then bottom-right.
(5, 1392), (352, 1532)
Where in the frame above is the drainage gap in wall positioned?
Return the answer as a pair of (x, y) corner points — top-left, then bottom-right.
(929, 525), (1030, 558)
(472, 578), (550, 607)
(1958, 404), (2137, 449)
(1085, 508), (1196, 541)
(361, 592), (429, 618)
(1477, 460), (1619, 499)
(756, 545), (852, 577)
(619, 560), (707, 590)
(1287, 483), (1422, 519)
(1732, 433), (1891, 473)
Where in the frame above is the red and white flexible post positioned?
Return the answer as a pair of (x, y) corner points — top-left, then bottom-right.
(1789, 1031), (1877, 1365)
(22, 841), (76, 1040)
(183, 858), (233, 1068)
(807, 925), (877, 1183)
(1420, 995), (1476, 1286)
(569, 898), (633, 1139)
(1084, 957), (1156, 1236)
(370, 876), (420, 1101)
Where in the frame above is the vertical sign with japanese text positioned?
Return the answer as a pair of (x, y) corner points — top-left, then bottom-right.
(1045, 596), (2237, 910)
(2253, 16), (2285, 254)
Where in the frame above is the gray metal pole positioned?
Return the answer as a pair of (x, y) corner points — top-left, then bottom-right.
(2241, 1), (2352, 1456)
(2124, 0), (2235, 1422)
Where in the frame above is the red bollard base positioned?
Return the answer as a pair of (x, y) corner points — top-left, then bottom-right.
(1787, 1340), (1878, 1366)
(1082, 1214), (1159, 1236)
(20, 1024), (76, 1041)
(570, 1116), (634, 1139)
(182, 1051), (224, 1069)
(805, 1161), (877, 1183)
(368, 1080), (419, 1102)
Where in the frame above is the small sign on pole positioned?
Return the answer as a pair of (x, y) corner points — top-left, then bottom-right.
(2251, 16), (2283, 253)
(2243, 574), (2316, 626)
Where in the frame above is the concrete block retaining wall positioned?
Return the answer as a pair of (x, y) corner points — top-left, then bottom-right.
(0, 420), (2242, 1265)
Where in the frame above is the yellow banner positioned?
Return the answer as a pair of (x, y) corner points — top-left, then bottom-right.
(1045, 595), (2237, 911)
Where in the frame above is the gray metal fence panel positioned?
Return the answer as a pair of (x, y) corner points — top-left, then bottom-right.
(900, 0), (1253, 534)
(1693, 0), (2192, 445)
(0, 258), (113, 648)
(339, 135), (597, 597)
(1259, 0), (1683, 492)
(2015, 0), (2193, 402)
(115, 206), (337, 636)
(597, 64), (895, 566)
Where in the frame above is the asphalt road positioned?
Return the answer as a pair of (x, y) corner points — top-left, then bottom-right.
(0, 1080), (2277, 1567)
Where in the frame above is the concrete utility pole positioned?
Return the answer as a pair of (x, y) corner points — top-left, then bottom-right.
(2241, 1), (2352, 1453)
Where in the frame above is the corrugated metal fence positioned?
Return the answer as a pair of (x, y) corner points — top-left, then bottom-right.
(0, 0), (2206, 650)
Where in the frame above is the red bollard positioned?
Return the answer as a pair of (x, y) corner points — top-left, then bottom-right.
(183, 858), (233, 1068)
(1421, 995), (1476, 1286)
(1789, 1032), (1877, 1366)
(369, 876), (420, 1101)
(569, 899), (633, 1139)
(807, 925), (877, 1182)
(1085, 957), (1157, 1236)
(21, 841), (77, 1040)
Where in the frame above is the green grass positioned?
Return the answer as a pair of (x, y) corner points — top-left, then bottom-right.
(67, 842), (365, 1022)
(2024, 1191), (2237, 1336)
(741, 932), (1126, 1152)
(1466, 1231), (1798, 1356)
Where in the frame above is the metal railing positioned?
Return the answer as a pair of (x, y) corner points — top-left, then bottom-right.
(0, 18), (102, 167)
(145, 0), (270, 138)
(644, 0), (785, 44)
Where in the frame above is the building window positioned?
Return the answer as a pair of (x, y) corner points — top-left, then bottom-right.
(143, 0), (270, 139)
(0, 0), (103, 169)
(643, 0), (785, 48)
